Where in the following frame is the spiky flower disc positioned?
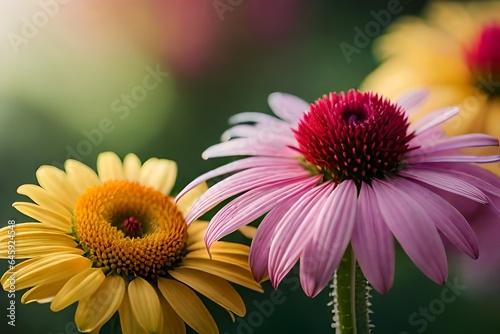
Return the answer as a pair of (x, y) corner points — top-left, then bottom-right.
(294, 91), (414, 184)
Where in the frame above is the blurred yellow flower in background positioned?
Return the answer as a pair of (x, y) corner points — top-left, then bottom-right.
(361, 1), (500, 175)
(0, 152), (261, 334)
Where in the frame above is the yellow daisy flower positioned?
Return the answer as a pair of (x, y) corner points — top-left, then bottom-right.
(0, 152), (262, 334)
(361, 1), (500, 174)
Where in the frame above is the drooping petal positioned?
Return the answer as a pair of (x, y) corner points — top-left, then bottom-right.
(268, 92), (309, 124)
(249, 195), (301, 282)
(372, 179), (448, 284)
(393, 177), (479, 259)
(175, 157), (295, 201)
(51, 268), (105, 312)
(184, 165), (308, 224)
(205, 175), (321, 248)
(158, 294), (186, 334)
(299, 181), (357, 297)
(128, 277), (162, 334)
(97, 151), (125, 181)
(118, 291), (148, 334)
(157, 278), (218, 334)
(268, 182), (334, 289)
(352, 183), (395, 294)
(424, 163), (500, 199)
(169, 267), (246, 316)
(399, 169), (488, 203)
(74, 275), (125, 333)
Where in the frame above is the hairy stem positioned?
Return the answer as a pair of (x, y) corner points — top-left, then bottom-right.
(332, 246), (371, 334)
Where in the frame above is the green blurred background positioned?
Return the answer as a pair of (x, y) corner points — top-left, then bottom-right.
(0, 0), (499, 333)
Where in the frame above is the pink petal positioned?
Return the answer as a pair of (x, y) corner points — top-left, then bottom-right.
(396, 88), (429, 114)
(268, 182), (334, 288)
(399, 169), (488, 204)
(184, 165), (308, 224)
(201, 137), (299, 159)
(393, 177), (479, 259)
(415, 134), (499, 154)
(229, 112), (291, 132)
(299, 181), (357, 297)
(428, 163), (500, 198)
(352, 184), (395, 294)
(175, 157), (297, 201)
(249, 193), (304, 282)
(221, 125), (295, 145)
(415, 154), (500, 164)
(410, 106), (460, 135)
(268, 92), (309, 124)
(371, 179), (448, 284)
(205, 175), (321, 247)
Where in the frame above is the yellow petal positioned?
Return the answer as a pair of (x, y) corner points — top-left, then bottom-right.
(65, 159), (100, 194)
(17, 184), (71, 217)
(123, 154), (142, 182)
(157, 278), (218, 334)
(139, 159), (177, 195)
(13, 202), (72, 233)
(97, 152), (124, 181)
(186, 221), (210, 246)
(0, 228), (79, 259)
(21, 278), (70, 304)
(169, 267), (246, 317)
(176, 182), (208, 216)
(158, 294), (186, 334)
(188, 241), (250, 256)
(179, 259), (262, 292)
(185, 250), (250, 269)
(238, 226), (257, 240)
(1, 254), (91, 291)
(118, 290), (148, 334)
(128, 277), (162, 333)
(36, 165), (79, 208)
(75, 275), (125, 332)
(51, 268), (106, 312)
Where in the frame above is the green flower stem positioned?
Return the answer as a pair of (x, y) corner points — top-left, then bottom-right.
(334, 245), (371, 334)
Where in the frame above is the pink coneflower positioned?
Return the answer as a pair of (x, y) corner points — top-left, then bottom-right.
(176, 90), (500, 297)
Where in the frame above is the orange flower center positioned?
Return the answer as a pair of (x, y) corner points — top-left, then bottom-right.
(73, 180), (187, 280)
